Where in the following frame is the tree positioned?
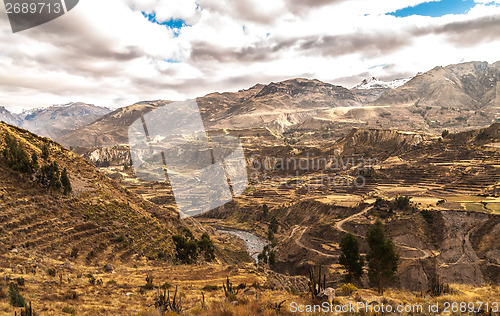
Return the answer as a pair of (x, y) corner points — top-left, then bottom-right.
(267, 228), (275, 242)
(60, 167), (72, 194)
(366, 220), (399, 294)
(2, 134), (33, 174)
(339, 233), (364, 283)
(268, 250), (276, 267)
(394, 195), (411, 210)
(198, 233), (215, 262)
(37, 161), (61, 190)
(172, 229), (198, 264)
(41, 144), (49, 160)
(31, 152), (38, 171)
(269, 217), (279, 233)
(262, 204), (269, 219)
(441, 130), (449, 138)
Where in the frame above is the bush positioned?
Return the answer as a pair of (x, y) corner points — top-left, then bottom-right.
(202, 284), (219, 291)
(172, 229), (216, 264)
(62, 306), (76, 314)
(8, 284), (25, 307)
(70, 247), (79, 258)
(394, 195), (411, 210)
(145, 275), (154, 290)
(441, 130), (449, 138)
(340, 283), (358, 296)
(172, 230), (199, 264)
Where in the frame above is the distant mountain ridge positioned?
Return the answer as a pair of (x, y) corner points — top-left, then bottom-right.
(352, 77), (411, 90)
(0, 102), (111, 141)
(6, 60), (500, 150)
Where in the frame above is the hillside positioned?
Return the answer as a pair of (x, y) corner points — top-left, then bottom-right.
(198, 78), (361, 131)
(58, 101), (168, 148)
(302, 61), (500, 134)
(0, 122), (183, 264)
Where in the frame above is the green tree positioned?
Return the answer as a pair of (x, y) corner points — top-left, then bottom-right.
(269, 217), (279, 233)
(198, 233), (215, 262)
(172, 229), (198, 264)
(267, 228), (275, 242)
(366, 220), (399, 294)
(339, 233), (364, 283)
(37, 161), (61, 190)
(262, 204), (269, 219)
(394, 195), (411, 210)
(258, 245), (269, 264)
(60, 167), (72, 194)
(31, 151), (38, 171)
(2, 134), (33, 174)
(41, 144), (49, 160)
(268, 250), (276, 267)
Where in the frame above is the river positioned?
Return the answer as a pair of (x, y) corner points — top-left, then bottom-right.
(217, 228), (267, 262)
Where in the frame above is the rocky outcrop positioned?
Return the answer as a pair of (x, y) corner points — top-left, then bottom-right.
(334, 128), (426, 158)
(82, 147), (131, 167)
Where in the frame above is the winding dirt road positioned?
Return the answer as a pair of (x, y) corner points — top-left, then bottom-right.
(292, 206), (432, 260)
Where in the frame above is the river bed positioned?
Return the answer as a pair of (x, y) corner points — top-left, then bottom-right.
(217, 228), (267, 262)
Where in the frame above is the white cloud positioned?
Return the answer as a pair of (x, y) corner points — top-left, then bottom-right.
(0, 0), (499, 112)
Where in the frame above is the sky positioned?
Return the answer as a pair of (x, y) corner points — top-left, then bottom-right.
(1, 0), (500, 112)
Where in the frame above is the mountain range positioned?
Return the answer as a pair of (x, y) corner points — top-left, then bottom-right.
(2, 60), (499, 149)
(0, 102), (111, 140)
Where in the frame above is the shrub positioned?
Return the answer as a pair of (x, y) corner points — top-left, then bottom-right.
(394, 195), (411, 210)
(202, 284), (219, 291)
(70, 247), (79, 258)
(62, 306), (76, 314)
(340, 283), (358, 296)
(145, 275), (154, 290)
(8, 284), (25, 307)
(47, 268), (56, 277)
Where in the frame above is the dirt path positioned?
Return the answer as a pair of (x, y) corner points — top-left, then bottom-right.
(292, 206), (431, 260)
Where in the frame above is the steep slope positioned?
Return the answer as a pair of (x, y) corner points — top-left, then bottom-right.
(19, 102), (111, 140)
(0, 122), (182, 263)
(58, 100), (168, 148)
(374, 61), (500, 109)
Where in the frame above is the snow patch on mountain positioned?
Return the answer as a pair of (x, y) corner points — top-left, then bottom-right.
(352, 77), (411, 90)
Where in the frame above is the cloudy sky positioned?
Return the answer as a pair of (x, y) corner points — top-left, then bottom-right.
(1, 0), (500, 112)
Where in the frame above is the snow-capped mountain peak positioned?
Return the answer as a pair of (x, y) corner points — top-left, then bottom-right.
(352, 77), (411, 90)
